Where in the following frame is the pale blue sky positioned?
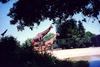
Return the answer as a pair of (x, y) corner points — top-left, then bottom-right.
(0, 0), (100, 44)
(72, 12), (100, 35)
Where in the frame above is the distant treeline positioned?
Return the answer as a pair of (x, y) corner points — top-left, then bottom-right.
(55, 19), (100, 49)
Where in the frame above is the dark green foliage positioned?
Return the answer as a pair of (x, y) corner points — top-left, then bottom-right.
(56, 19), (85, 48)
(91, 35), (100, 47)
(0, 0), (9, 3)
(0, 36), (89, 67)
(78, 21), (85, 37)
(7, 0), (100, 30)
(56, 19), (95, 49)
(57, 19), (77, 39)
(0, 36), (20, 67)
(84, 31), (95, 47)
(22, 38), (32, 48)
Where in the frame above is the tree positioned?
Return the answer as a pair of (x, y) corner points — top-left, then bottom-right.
(78, 21), (85, 38)
(91, 35), (100, 47)
(22, 38), (32, 48)
(85, 31), (95, 42)
(0, 0), (9, 3)
(0, 36), (20, 67)
(57, 19), (78, 38)
(56, 19), (95, 49)
(75, 21), (86, 48)
(56, 19), (79, 49)
(8, 0), (100, 30)
(84, 31), (95, 47)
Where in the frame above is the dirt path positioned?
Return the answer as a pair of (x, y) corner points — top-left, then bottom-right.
(48, 47), (100, 61)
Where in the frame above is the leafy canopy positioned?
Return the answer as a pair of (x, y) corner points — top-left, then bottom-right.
(8, 0), (100, 30)
(56, 19), (95, 48)
(0, 0), (9, 3)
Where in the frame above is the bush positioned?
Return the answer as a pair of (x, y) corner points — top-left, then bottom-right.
(0, 36), (89, 67)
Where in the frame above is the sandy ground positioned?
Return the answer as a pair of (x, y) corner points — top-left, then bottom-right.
(47, 47), (100, 61)
(66, 55), (100, 61)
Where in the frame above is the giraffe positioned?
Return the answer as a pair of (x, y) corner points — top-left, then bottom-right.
(44, 33), (60, 54)
(33, 33), (59, 54)
(31, 25), (53, 53)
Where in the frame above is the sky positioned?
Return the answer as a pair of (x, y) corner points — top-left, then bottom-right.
(0, 0), (100, 44)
